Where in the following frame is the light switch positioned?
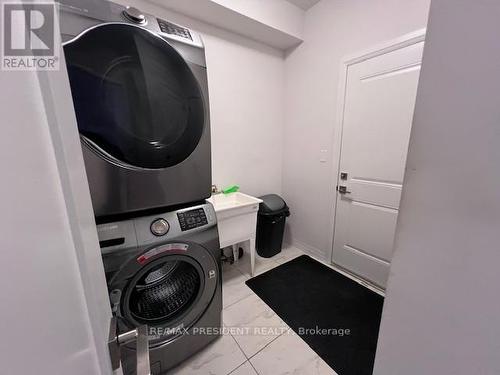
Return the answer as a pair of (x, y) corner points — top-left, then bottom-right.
(320, 150), (328, 163)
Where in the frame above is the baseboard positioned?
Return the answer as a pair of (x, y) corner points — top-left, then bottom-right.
(285, 238), (327, 261)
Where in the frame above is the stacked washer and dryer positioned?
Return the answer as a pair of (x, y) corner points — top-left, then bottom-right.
(60, 1), (221, 373)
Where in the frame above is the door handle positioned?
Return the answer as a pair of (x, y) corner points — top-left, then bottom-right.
(337, 186), (351, 194)
(108, 316), (151, 374)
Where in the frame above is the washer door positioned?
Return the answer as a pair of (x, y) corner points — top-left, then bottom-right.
(63, 23), (205, 169)
(109, 242), (218, 346)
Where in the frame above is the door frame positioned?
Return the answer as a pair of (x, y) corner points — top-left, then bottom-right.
(36, 38), (114, 374)
(329, 29), (426, 266)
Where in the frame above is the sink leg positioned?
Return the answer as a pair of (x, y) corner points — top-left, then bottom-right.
(250, 237), (255, 277)
(232, 244), (239, 264)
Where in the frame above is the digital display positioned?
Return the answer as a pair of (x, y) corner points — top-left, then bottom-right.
(177, 208), (208, 231)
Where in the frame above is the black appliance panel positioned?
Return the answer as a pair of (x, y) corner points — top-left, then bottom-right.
(177, 208), (208, 231)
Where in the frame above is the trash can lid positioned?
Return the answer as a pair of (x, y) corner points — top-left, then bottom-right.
(258, 194), (288, 213)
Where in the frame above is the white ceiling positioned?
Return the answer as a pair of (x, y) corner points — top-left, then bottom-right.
(286, 0), (321, 11)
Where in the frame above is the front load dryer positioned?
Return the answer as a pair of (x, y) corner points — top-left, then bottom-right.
(98, 202), (222, 374)
(60, 0), (212, 219)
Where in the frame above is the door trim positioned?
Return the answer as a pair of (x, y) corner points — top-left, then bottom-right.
(329, 29), (426, 266)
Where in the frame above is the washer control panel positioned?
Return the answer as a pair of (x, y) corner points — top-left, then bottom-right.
(98, 203), (216, 249)
(177, 208), (208, 231)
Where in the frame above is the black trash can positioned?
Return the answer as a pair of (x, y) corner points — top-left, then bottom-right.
(256, 194), (290, 258)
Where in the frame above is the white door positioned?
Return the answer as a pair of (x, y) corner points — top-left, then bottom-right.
(332, 40), (424, 288)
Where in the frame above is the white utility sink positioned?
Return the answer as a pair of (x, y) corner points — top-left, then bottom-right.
(208, 192), (262, 216)
(207, 192), (262, 276)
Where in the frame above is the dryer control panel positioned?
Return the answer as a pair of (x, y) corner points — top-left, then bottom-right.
(157, 18), (192, 41)
(177, 208), (208, 231)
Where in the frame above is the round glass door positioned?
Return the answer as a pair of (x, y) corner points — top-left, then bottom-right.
(64, 23), (205, 169)
(128, 259), (201, 324)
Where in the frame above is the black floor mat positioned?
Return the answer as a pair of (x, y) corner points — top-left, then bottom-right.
(245, 255), (384, 375)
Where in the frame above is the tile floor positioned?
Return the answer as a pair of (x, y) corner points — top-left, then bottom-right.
(168, 245), (383, 375)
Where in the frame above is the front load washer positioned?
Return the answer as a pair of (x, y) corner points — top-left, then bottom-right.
(60, 0), (212, 219)
(97, 202), (221, 374)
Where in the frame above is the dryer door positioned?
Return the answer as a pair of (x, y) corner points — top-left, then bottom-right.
(109, 241), (218, 346)
(63, 23), (205, 169)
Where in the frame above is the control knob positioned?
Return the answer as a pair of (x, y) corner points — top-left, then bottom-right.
(150, 218), (169, 236)
(123, 7), (146, 24)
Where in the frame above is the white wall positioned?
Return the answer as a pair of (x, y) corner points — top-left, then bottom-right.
(374, 1), (500, 373)
(118, 0), (286, 197)
(212, 0), (304, 38)
(282, 0), (430, 259)
(0, 67), (111, 374)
